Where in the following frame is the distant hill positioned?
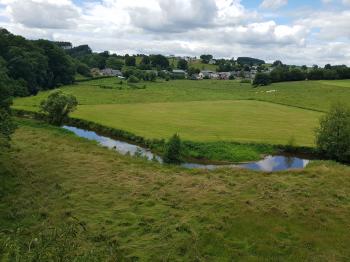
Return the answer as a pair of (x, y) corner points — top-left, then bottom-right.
(237, 57), (265, 66)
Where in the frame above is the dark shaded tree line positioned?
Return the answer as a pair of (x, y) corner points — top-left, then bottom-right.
(254, 63), (350, 86)
(0, 29), (76, 96)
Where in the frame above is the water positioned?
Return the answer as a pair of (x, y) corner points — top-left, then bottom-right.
(63, 125), (310, 172)
(63, 126), (163, 163)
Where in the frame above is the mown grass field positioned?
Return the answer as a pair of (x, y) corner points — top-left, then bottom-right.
(1, 119), (350, 261)
(13, 79), (350, 147)
(71, 100), (321, 145)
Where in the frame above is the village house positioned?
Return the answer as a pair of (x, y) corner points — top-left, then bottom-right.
(199, 70), (219, 79)
(172, 69), (188, 79)
(218, 72), (232, 80)
(100, 68), (123, 77)
(90, 68), (102, 77)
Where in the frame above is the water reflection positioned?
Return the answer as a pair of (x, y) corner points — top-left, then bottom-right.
(241, 155), (310, 172)
(63, 126), (310, 172)
(63, 126), (163, 163)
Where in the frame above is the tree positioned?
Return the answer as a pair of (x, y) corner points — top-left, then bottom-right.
(177, 59), (188, 70)
(40, 90), (78, 125)
(163, 134), (182, 164)
(237, 57), (265, 66)
(125, 56), (136, 67)
(272, 60), (283, 67)
(188, 67), (200, 76)
(106, 57), (124, 70)
(127, 75), (139, 84)
(316, 103), (350, 163)
(253, 73), (271, 86)
(75, 61), (91, 77)
(0, 68), (16, 148)
(150, 55), (169, 69)
(140, 56), (150, 65)
(200, 54), (213, 64)
(324, 64), (332, 70)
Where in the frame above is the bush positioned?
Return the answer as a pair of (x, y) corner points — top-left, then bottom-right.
(163, 134), (183, 164)
(127, 75), (139, 84)
(316, 103), (350, 163)
(253, 73), (271, 86)
(40, 90), (78, 125)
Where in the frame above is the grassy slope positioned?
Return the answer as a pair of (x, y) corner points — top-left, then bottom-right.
(1, 119), (350, 261)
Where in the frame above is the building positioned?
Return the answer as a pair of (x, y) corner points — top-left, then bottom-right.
(218, 72), (232, 80)
(172, 69), (188, 79)
(209, 59), (217, 65)
(199, 70), (219, 79)
(91, 68), (102, 77)
(100, 68), (123, 77)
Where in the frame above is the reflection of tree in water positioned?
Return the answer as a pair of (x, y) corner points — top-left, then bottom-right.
(284, 156), (294, 168)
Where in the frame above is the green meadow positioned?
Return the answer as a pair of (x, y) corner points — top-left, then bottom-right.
(13, 79), (350, 148)
(1, 119), (350, 261)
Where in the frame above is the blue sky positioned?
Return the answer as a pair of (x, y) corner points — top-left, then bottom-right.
(0, 0), (349, 65)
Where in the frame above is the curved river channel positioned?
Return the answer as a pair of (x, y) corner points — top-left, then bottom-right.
(63, 126), (311, 172)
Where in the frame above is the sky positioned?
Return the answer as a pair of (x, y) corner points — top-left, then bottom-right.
(0, 0), (349, 65)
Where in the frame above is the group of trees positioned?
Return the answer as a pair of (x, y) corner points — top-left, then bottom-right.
(254, 63), (350, 86)
(0, 66), (16, 149)
(0, 29), (76, 96)
(316, 103), (350, 163)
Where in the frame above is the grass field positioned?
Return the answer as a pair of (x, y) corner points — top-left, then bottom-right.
(13, 79), (350, 147)
(70, 100), (321, 145)
(1, 119), (350, 261)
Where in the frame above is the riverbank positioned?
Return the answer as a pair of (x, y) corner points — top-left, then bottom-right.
(1, 117), (350, 260)
(13, 109), (320, 165)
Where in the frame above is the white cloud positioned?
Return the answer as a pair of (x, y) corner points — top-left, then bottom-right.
(1, 0), (80, 29)
(0, 0), (349, 66)
(260, 0), (288, 9)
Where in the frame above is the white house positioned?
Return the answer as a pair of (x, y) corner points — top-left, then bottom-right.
(199, 70), (219, 79)
(100, 68), (122, 77)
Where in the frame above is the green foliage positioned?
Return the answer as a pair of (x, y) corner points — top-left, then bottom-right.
(75, 61), (91, 77)
(150, 54), (169, 69)
(200, 54), (213, 64)
(106, 57), (124, 70)
(125, 55), (136, 67)
(188, 67), (200, 76)
(237, 57), (265, 66)
(40, 91), (78, 125)
(0, 29), (76, 96)
(0, 68), (16, 148)
(177, 59), (188, 70)
(253, 73), (271, 86)
(316, 103), (350, 163)
(127, 75), (139, 84)
(163, 134), (183, 164)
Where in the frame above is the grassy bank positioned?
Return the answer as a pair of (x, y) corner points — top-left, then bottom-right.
(1, 118), (350, 261)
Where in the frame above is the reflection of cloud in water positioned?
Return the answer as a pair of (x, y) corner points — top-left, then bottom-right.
(255, 156), (280, 172)
(63, 126), (162, 162)
(63, 126), (310, 172)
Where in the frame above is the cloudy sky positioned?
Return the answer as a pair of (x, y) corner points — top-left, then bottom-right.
(0, 0), (349, 65)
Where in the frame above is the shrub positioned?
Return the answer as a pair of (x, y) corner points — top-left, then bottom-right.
(316, 103), (350, 163)
(253, 73), (271, 86)
(40, 90), (78, 125)
(163, 134), (183, 164)
(127, 75), (139, 84)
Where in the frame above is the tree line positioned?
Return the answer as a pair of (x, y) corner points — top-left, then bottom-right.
(254, 63), (350, 86)
(0, 29), (77, 96)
